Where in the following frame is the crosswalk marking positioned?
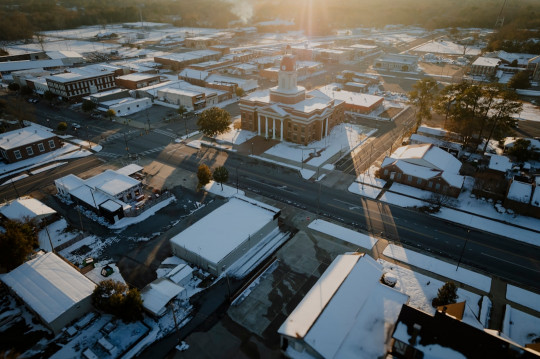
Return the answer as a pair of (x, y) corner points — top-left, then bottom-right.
(153, 129), (177, 139)
(97, 151), (122, 158)
(100, 130), (138, 143)
(137, 145), (167, 156)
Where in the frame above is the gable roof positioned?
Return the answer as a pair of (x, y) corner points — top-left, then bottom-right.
(389, 144), (462, 173)
(0, 252), (95, 323)
(0, 197), (56, 221)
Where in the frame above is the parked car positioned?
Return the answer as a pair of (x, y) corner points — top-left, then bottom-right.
(72, 123), (81, 129)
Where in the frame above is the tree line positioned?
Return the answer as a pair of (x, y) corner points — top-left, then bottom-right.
(409, 79), (522, 152)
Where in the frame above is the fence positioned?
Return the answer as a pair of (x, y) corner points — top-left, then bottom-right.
(124, 191), (173, 217)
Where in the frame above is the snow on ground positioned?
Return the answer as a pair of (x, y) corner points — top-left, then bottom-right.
(347, 182), (382, 199)
(506, 285), (540, 312)
(378, 260), (482, 322)
(514, 102), (540, 122)
(59, 235), (113, 265)
(29, 162), (67, 175)
(0, 143), (92, 180)
(38, 219), (80, 252)
(383, 244), (492, 292)
(85, 262), (125, 285)
(8, 39), (121, 54)
(1, 173), (28, 185)
(503, 305), (540, 347)
(204, 181), (245, 198)
(109, 196), (176, 230)
(264, 123), (376, 167)
(411, 39), (481, 55)
(377, 182), (540, 246)
(354, 165), (386, 187)
(186, 140), (202, 149)
(433, 208), (540, 246)
(299, 168), (316, 180)
(379, 191), (426, 207)
(214, 124), (256, 145)
(308, 219), (377, 250)
(232, 260), (279, 307)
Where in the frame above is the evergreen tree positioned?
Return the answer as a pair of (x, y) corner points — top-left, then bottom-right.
(409, 78), (439, 127)
(0, 219), (39, 271)
(432, 281), (458, 307)
(508, 71), (531, 90)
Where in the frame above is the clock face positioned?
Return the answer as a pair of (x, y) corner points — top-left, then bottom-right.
(281, 65), (286, 70)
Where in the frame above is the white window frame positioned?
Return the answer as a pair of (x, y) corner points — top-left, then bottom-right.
(26, 146), (34, 156)
(14, 150), (22, 159)
(48, 139), (55, 149)
(38, 143), (45, 152)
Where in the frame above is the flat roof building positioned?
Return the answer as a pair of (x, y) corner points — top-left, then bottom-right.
(170, 197), (280, 276)
(0, 125), (62, 164)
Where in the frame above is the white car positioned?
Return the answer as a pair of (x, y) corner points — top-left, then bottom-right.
(72, 123), (81, 129)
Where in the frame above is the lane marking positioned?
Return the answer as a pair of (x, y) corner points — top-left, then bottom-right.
(481, 252), (540, 274)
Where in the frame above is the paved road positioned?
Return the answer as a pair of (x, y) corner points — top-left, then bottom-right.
(147, 145), (540, 291)
(0, 156), (103, 201)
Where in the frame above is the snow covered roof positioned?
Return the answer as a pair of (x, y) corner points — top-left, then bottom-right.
(390, 144), (462, 174)
(488, 155), (513, 173)
(170, 197), (278, 265)
(0, 197), (56, 221)
(507, 180), (533, 203)
(472, 57), (501, 67)
(0, 252), (95, 323)
(278, 253), (408, 358)
(47, 70), (113, 83)
(155, 50), (220, 63)
(55, 174), (86, 192)
(0, 125), (56, 150)
(85, 170), (140, 197)
(314, 85), (383, 109)
(99, 199), (122, 212)
(417, 125), (448, 138)
(410, 134), (462, 152)
(531, 186), (540, 208)
(166, 263), (193, 284)
(503, 137), (540, 152)
(115, 164), (143, 177)
(116, 73), (159, 82)
(141, 278), (184, 316)
(179, 68), (210, 81)
(0, 59), (64, 73)
(205, 74), (258, 91)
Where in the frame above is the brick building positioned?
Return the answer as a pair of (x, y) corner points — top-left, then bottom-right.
(240, 55), (344, 145)
(115, 73), (161, 90)
(46, 70), (116, 101)
(0, 126), (62, 164)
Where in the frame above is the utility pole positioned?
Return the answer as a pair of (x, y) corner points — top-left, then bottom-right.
(236, 167), (239, 193)
(10, 178), (20, 198)
(123, 132), (130, 155)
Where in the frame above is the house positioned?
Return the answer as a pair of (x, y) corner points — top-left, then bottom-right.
(374, 54), (419, 72)
(410, 134), (462, 157)
(0, 197), (56, 223)
(115, 73), (161, 90)
(471, 57), (501, 77)
(55, 166), (143, 223)
(504, 178), (540, 219)
(166, 263), (193, 286)
(170, 197), (280, 276)
(0, 125), (62, 164)
(278, 253), (409, 359)
(391, 304), (537, 359)
(0, 252), (95, 334)
(140, 277), (186, 317)
(488, 155), (513, 175)
(380, 144), (464, 197)
(240, 55), (345, 145)
(46, 70), (116, 101)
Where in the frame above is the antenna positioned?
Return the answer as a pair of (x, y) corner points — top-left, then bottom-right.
(495, 0), (508, 28)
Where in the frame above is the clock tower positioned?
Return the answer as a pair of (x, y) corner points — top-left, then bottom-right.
(270, 55), (306, 104)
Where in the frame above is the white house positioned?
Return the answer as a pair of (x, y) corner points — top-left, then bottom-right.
(0, 197), (56, 223)
(0, 252), (95, 334)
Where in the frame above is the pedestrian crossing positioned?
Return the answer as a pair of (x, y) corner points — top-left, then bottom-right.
(97, 151), (122, 158)
(100, 130), (138, 143)
(153, 128), (177, 139)
(137, 145), (167, 157)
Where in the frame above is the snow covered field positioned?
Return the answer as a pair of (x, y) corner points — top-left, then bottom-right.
(514, 102), (540, 122)
(264, 123), (376, 167)
(503, 305), (540, 347)
(204, 181), (245, 198)
(506, 285), (540, 312)
(214, 124), (256, 145)
(308, 219), (377, 249)
(383, 244), (492, 292)
(347, 182), (382, 198)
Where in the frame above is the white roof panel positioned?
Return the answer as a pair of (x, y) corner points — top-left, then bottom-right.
(0, 125), (55, 150)
(0, 198), (56, 221)
(0, 252), (95, 323)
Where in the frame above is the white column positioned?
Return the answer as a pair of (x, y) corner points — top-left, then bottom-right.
(272, 118), (276, 139)
(280, 120), (284, 141)
(265, 117), (268, 138)
(320, 120), (324, 139)
(257, 115), (261, 135)
(325, 117), (329, 137)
